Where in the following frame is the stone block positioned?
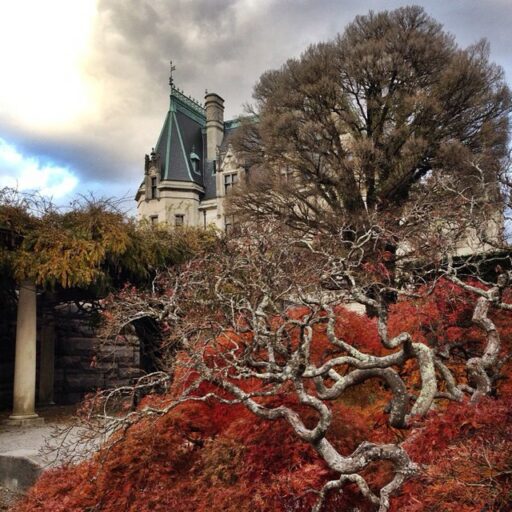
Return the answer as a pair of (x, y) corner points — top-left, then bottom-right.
(118, 368), (144, 380)
(56, 392), (83, 405)
(2, 416), (44, 427)
(0, 450), (44, 491)
(66, 320), (97, 337)
(93, 362), (117, 371)
(108, 378), (132, 387)
(57, 356), (82, 368)
(64, 373), (104, 391)
(61, 337), (96, 355)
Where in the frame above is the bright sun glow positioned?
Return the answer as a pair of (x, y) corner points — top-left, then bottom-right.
(0, 0), (97, 130)
(0, 138), (78, 199)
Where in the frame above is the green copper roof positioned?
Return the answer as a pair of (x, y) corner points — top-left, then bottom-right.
(153, 85), (206, 185)
(170, 86), (206, 125)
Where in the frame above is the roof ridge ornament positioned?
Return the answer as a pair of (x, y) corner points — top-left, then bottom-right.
(172, 87), (206, 116)
(169, 60), (176, 88)
(166, 62), (205, 121)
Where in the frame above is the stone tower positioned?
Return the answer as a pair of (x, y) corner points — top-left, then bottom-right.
(205, 92), (225, 161)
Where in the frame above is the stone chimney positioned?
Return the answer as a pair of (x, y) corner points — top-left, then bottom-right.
(205, 92), (224, 161)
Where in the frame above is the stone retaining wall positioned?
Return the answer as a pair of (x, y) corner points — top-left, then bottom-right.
(53, 303), (142, 404)
(0, 308), (16, 409)
(0, 301), (142, 409)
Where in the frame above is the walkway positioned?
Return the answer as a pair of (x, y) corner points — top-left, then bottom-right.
(0, 405), (80, 510)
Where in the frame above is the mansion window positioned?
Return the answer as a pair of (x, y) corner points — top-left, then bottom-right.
(281, 167), (292, 182)
(175, 214), (185, 227)
(224, 173), (238, 194)
(225, 215), (236, 234)
(149, 215), (158, 226)
(190, 148), (200, 174)
(150, 176), (158, 199)
(280, 167), (299, 184)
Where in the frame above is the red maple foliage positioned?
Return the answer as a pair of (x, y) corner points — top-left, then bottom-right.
(395, 396), (512, 511)
(15, 283), (512, 512)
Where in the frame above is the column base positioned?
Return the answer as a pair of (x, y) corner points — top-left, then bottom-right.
(3, 414), (45, 427)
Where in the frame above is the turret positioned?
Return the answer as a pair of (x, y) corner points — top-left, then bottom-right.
(205, 92), (224, 161)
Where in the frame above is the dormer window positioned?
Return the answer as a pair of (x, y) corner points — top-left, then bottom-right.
(190, 146), (200, 174)
(224, 173), (238, 194)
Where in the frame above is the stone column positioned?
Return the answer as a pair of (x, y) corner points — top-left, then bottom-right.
(7, 280), (43, 425)
(38, 310), (55, 405)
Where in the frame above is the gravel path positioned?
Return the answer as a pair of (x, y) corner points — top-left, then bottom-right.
(0, 486), (21, 511)
(0, 406), (78, 462)
(0, 406), (81, 511)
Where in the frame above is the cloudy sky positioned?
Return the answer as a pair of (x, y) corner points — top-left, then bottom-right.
(0, 0), (510, 210)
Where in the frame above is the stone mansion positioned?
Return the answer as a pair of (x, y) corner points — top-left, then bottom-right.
(136, 79), (244, 231)
(135, 75), (502, 256)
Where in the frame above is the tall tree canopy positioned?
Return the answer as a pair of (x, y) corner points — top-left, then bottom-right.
(231, 6), (511, 233)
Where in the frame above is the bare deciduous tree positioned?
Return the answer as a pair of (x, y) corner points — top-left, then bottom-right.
(82, 213), (511, 511)
(230, 6), (510, 236)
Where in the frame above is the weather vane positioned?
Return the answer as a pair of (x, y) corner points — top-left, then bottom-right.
(169, 60), (176, 87)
